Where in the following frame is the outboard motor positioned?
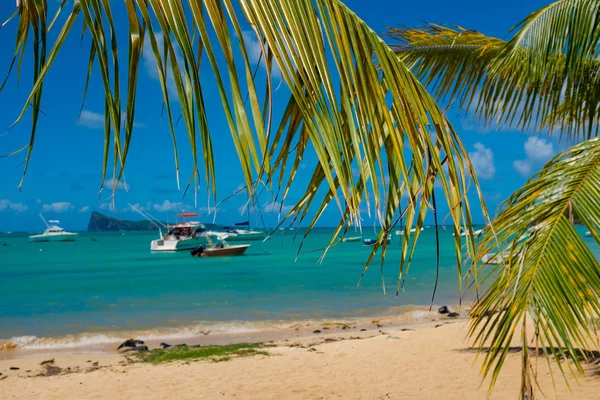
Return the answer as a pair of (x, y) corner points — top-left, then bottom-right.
(190, 245), (204, 257)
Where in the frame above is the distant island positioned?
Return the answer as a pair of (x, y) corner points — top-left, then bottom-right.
(87, 211), (162, 232)
(87, 211), (221, 232)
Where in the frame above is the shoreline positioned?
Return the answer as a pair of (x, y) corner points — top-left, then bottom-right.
(1, 317), (599, 399)
(0, 304), (461, 357)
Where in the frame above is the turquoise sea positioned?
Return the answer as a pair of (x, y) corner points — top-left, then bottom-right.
(1, 226), (597, 348)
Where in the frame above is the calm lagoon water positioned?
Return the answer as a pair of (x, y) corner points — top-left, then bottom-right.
(1, 226), (596, 347)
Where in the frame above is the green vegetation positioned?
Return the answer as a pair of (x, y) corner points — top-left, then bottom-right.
(131, 343), (269, 364)
(87, 212), (162, 232)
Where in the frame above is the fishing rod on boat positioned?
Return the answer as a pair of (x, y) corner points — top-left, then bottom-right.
(127, 203), (167, 236)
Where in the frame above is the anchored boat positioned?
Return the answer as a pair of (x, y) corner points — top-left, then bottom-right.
(150, 213), (209, 252)
(29, 215), (78, 242)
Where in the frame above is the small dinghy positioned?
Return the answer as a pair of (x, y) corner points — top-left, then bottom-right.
(341, 236), (362, 243)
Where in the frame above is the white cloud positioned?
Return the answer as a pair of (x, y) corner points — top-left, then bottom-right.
(99, 202), (113, 211)
(242, 30), (282, 79)
(42, 202), (74, 213)
(79, 206), (90, 213)
(78, 110), (105, 129)
(0, 199), (28, 213)
(263, 200), (293, 214)
(78, 110), (145, 130)
(468, 142), (496, 180)
(104, 179), (131, 192)
(513, 159), (532, 177)
(461, 120), (491, 134)
(513, 137), (556, 178)
(143, 32), (182, 98)
(524, 137), (556, 162)
(153, 200), (185, 213)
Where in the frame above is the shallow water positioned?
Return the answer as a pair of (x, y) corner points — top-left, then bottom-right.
(1, 226), (596, 348)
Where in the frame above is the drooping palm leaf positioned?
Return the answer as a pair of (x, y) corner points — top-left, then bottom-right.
(2, 1), (485, 295)
(389, 0), (600, 140)
(470, 137), (600, 397)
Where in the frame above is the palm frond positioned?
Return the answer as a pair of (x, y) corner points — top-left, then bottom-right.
(389, 0), (600, 140)
(470, 137), (600, 397)
(1, 1), (486, 292)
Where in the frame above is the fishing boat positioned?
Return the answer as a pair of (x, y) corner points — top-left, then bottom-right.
(395, 227), (424, 236)
(29, 215), (78, 242)
(150, 213), (209, 252)
(341, 236), (362, 243)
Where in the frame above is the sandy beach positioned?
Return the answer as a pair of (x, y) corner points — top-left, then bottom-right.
(1, 317), (599, 400)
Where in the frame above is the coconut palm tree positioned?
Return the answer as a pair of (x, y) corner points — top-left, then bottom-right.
(2, 0), (598, 398)
(390, 0), (600, 397)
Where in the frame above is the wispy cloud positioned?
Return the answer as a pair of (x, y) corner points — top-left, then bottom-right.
(263, 200), (292, 214)
(78, 110), (104, 129)
(78, 110), (145, 130)
(468, 142), (496, 180)
(153, 200), (185, 213)
(513, 137), (556, 178)
(104, 179), (131, 192)
(461, 119), (491, 134)
(143, 32), (182, 99)
(79, 206), (90, 213)
(241, 30), (282, 79)
(42, 202), (74, 213)
(0, 199), (28, 213)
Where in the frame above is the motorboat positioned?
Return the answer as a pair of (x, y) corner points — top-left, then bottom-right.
(341, 236), (362, 243)
(585, 231), (592, 237)
(29, 215), (78, 242)
(395, 227), (424, 236)
(191, 243), (250, 258)
(150, 213), (209, 252)
(190, 233), (250, 258)
(223, 228), (266, 241)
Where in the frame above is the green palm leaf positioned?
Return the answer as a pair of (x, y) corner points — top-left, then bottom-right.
(470, 137), (600, 397)
(390, 0), (600, 141)
(1, 1), (486, 295)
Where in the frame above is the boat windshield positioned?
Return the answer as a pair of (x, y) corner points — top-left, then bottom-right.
(46, 227), (64, 233)
(165, 226), (196, 239)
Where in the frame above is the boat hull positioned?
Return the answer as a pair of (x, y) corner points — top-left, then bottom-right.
(150, 237), (207, 252)
(29, 233), (78, 242)
(341, 236), (361, 243)
(199, 244), (250, 257)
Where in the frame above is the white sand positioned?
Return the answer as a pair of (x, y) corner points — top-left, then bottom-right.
(1, 320), (599, 399)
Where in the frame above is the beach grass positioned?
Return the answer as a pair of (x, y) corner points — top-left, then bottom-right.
(131, 343), (269, 364)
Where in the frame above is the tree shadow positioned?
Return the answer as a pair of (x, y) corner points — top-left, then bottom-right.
(457, 346), (600, 375)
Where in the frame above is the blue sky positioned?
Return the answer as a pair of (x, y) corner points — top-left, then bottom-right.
(0, 0), (569, 232)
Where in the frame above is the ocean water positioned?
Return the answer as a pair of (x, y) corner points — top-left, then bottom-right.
(1, 226), (597, 348)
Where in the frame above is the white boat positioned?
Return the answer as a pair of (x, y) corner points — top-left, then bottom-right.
(150, 213), (210, 252)
(29, 215), (78, 242)
(395, 227), (424, 236)
(223, 228), (266, 241)
(585, 231), (592, 237)
(482, 251), (510, 265)
(454, 228), (484, 237)
(341, 236), (362, 243)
